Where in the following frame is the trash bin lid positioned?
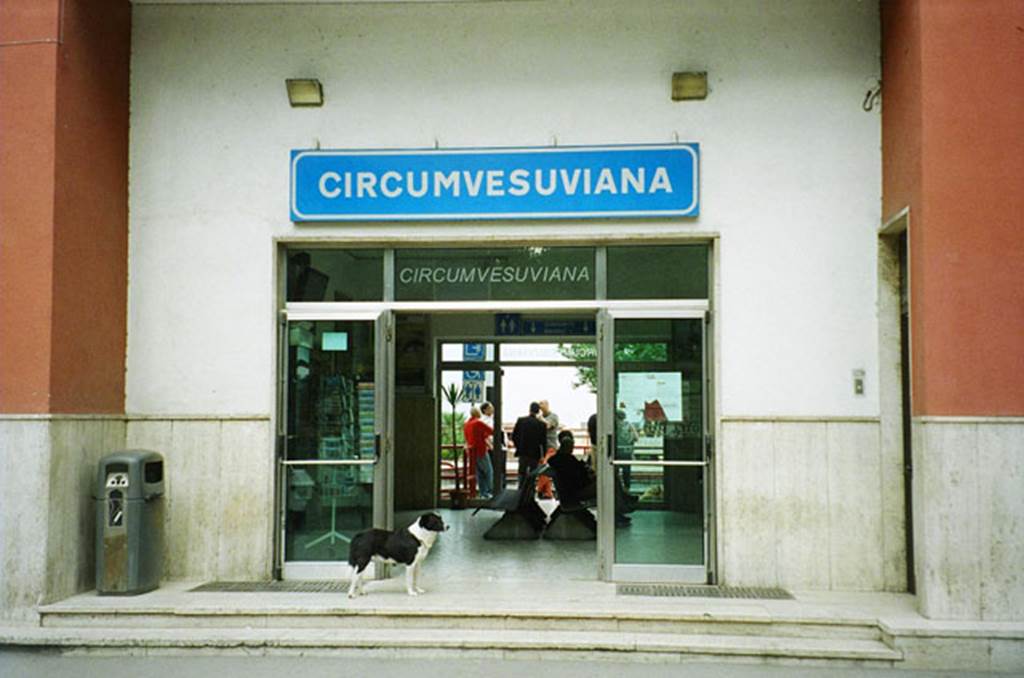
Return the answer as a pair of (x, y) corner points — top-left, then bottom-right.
(97, 450), (164, 500)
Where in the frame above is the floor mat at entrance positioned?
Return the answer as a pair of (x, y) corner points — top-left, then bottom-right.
(189, 581), (349, 593)
(616, 584), (793, 599)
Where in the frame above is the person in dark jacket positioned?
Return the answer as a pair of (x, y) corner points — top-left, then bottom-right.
(545, 431), (596, 508)
(510, 401), (547, 488)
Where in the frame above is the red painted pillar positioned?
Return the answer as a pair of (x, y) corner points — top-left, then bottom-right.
(883, 0), (1024, 417)
(0, 0), (130, 414)
(884, 0), (1024, 622)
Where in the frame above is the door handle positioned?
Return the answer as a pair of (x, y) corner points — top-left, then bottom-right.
(374, 433), (382, 463)
(607, 433), (614, 467)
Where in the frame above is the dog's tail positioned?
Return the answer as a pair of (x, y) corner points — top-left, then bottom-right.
(346, 534), (361, 568)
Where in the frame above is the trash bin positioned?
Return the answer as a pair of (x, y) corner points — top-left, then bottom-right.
(95, 450), (165, 595)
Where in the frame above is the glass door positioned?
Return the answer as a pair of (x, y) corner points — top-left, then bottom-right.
(279, 311), (392, 579)
(597, 309), (709, 582)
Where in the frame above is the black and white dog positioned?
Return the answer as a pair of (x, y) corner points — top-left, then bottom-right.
(347, 512), (448, 598)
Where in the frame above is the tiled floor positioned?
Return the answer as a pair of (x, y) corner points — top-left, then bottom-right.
(396, 505), (599, 582)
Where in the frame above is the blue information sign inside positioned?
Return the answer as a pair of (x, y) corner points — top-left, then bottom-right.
(291, 144), (699, 222)
(495, 314), (594, 337)
(522, 319), (596, 337)
(462, 343), (486, 361)
(461, 380), (485, 403)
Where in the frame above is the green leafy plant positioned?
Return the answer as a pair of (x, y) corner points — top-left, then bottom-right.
(440, 383), (466, 492)
(440, 412), (466, 456)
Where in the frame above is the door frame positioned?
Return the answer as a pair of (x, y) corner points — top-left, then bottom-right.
(277, 299), (713, 583)
(596, 306), (713, 583)
(277, 307), (394, 580)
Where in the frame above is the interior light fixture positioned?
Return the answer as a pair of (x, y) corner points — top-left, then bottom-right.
(286, 79), (323, 107)
(671, 72), (708, 101)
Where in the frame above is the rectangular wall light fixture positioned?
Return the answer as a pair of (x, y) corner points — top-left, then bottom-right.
(286, 79), (323, 107)
(671, 72), (708, 101)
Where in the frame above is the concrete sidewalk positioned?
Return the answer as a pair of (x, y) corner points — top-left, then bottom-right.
(0, 650), (1004, 678)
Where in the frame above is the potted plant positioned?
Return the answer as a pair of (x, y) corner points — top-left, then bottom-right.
(440, 382), (468, 509)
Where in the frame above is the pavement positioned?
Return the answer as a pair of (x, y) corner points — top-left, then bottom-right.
(0, 650), (1007, 678)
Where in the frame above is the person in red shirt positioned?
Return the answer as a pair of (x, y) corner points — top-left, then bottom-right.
(463, 405), (495, 499)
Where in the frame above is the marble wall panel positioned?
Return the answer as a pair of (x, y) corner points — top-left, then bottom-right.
(916, 421), (982, 618)
(827, 421), (885, 590)
(719, 418), (898, 591)
(47, 418), (127, 601)
(126, 418), (272, 581)
(216, 420), (273, 579)
(0, 419), (52, 620)
(879, 414), (908, 592)
(1, 417), (128, 619)
(978, 424), (1024, 620)
(719, 421), (776, 586)
(915, 419), (1024, 621)
(773, 422), (830, 589)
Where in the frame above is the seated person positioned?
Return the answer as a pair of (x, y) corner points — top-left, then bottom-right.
(543, 431), (596, 508)
(544, 430), (634, 526)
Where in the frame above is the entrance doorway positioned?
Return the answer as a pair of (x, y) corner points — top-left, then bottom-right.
(436, 338), (598, 507)
(429, 330), (602, 582)
(275, 244), (713, 584)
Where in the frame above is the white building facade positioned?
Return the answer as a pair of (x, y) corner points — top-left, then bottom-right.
(123, 0), (899, 590)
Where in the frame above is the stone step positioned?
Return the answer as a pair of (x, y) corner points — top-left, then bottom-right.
(38, 607), (882, 641)
(1, 625), (903, 664)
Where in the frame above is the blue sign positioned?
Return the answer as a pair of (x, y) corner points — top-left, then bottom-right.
(495, 314), (595, 337)
(462, 368), (486, 402)
(291, 144), (699, 222)
(522, 319), (596, 337)
(461, 381), (485, 403)
(495, 314), (522, 336)
(462, 343), (485, 361)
